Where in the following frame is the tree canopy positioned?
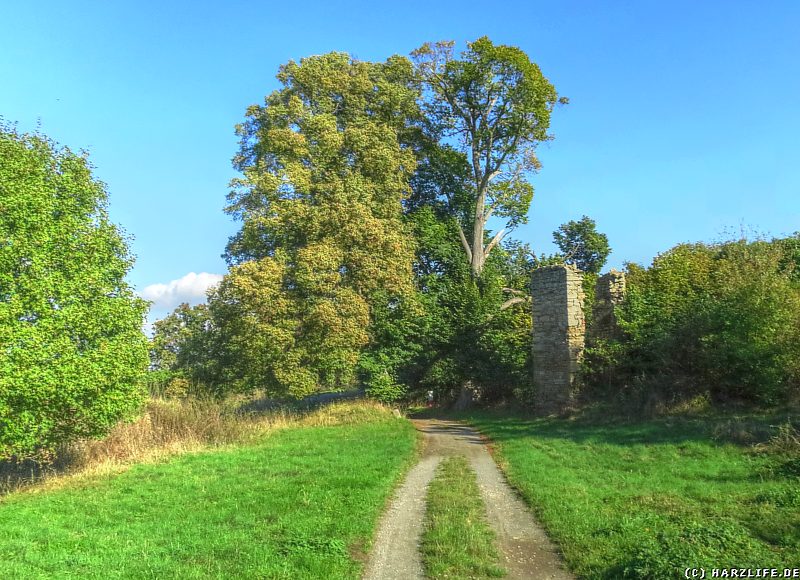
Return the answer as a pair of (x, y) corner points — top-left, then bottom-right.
(553, 215), (611, 275)
(412, 37), (565, 277)
(210, 53), (421, 397)
(151, 38), (567, 405)
(0, 126), (148, 460)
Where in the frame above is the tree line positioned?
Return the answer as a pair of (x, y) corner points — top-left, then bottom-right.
(3, 36), (797, 461)
(3, 37), (572, 459)
(584, 236), (800, 409)
(149, 38), (573, 406)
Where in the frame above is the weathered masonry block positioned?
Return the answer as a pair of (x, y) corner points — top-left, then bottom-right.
(590, 270), (626, 342)
(531, 265), (585, 414)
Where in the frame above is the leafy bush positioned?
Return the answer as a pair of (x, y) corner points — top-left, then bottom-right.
(590, 238), (800, 407)
(0, 127), (148, 460)
(363, 371), (407, 404)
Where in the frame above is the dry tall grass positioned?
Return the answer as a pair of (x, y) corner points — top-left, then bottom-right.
(0, 397), (391, 496)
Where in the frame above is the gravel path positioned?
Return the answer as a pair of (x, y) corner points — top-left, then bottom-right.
(363, 418), (573, 580)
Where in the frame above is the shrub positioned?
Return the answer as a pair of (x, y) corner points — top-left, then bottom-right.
(760, 421), (800, 455)
(595, 238), (800, 407)
(364, 371), (407, 404)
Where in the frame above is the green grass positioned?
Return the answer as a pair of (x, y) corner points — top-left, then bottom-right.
(422, 455), (505, 579)
(0, 404), (418, 579)
(462, 411), (800, 579)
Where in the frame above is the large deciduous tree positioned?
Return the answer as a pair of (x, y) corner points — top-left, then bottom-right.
(412, 37), (565, 277)
(214, 53), (421, 397)
(156, 39), (564, 404)
(403, 206), (535, 403)
(0, 126), (148, 460)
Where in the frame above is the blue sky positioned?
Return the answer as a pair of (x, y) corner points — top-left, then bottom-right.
(2, 1), (798, 326)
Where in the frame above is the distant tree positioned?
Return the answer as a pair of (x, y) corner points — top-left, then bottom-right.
(412, 37), (566, 277)
(0, 126), (148, 460)
(552, 215), (611, 275)
(148, 302), (222, 390)
(215, 53), (420, 397)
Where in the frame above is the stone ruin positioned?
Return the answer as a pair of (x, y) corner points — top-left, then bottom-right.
(530, 265), (626, 414)
(590, 270), (626, 342)
(530, 265), (585, 414)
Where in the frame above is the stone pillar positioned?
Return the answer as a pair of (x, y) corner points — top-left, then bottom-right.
(531, 265), (585, 414)
(590, 270), (626, 341)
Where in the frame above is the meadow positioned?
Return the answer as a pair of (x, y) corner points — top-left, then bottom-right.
(0, 401), (418, 579)
(461, 409), (800, 578)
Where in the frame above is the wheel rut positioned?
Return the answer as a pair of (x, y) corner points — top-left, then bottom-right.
(363, 418), (573, 580)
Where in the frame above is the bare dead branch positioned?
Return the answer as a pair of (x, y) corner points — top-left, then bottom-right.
(457, 223), (473, 263)
(483, 203), (496, 223)
(500, 296), (528, 310)
(482, 228), (506, 259)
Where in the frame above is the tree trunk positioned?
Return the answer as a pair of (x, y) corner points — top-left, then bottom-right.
(471, 187), (486, 276)
(453, 381), (482, 411)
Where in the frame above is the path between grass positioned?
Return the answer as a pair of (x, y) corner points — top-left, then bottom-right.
(363, 419), (573, 580)
(422, 455), (505, 578)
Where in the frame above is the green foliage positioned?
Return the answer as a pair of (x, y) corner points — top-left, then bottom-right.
(363, 371), (407, 405)
(150, 40), (557, 405)
(357, 290), (427, 401)
(0, 127), (148, 460)
(395, 206), (533, 404)
(777, 232), (800, 280)
(412, 37), (564, 276)
(209, 53), (421, 398)
(581, 338), (627, 400)
(148, 303), (223, 395)
(591, 238), (800, 406)
(142, 368), (173, 397)
(552, 215), (611, 275)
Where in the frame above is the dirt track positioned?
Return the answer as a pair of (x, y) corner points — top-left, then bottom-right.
(363, 418), (573, 580)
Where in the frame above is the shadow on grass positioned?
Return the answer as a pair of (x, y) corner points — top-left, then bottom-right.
(415, 404), (796, 450)
(2, 390), (372, 496)
(0, 450), (82, 496)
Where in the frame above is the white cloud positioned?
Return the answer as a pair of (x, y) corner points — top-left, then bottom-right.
(140, 272), (223, 311)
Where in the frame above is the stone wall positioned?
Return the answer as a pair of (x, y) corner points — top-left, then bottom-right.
(590, 270), (626, 342)
(530, 265), (585, 414)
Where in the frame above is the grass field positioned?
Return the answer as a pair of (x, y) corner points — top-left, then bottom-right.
(462, 410), (800, 579)
(0, 402), (418, 579)
(421, 456), (505, 579)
